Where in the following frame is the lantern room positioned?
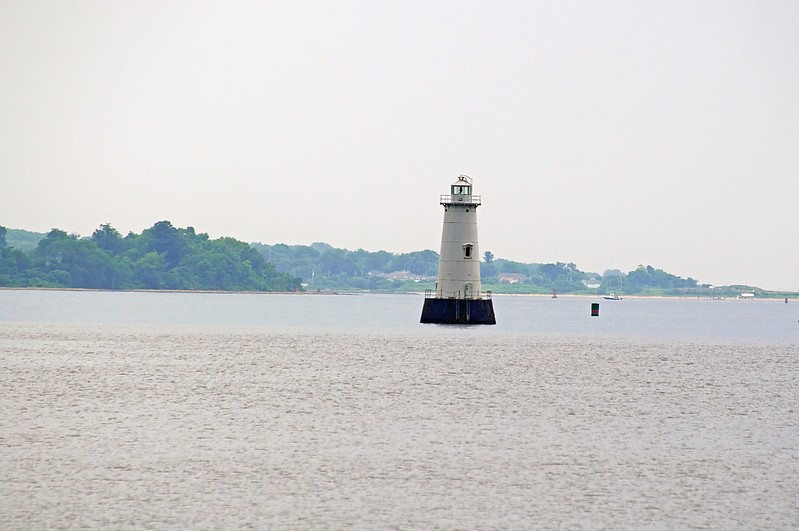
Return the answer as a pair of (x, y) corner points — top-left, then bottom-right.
(451, 175), (472, 197)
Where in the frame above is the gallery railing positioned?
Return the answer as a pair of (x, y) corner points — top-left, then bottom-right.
(425, 289), (492, 300)
(439, 194), (481, 206)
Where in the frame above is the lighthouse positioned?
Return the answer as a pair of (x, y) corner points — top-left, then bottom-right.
(420, 175), (496, 324)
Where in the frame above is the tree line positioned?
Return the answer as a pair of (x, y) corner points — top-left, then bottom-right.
(0, 222), (301, 291)
(5, 223), (776, 296)
(251, 242), (438, 291)
(252, 242), (705, 295)
(479, 255), (701, 295)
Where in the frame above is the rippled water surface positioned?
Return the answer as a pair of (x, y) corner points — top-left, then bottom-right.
(2, 290), (798, 528)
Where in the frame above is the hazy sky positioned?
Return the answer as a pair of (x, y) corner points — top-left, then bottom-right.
(2, 1), (798, 290)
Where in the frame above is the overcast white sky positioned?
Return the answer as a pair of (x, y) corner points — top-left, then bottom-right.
(2, 1), (798, 290)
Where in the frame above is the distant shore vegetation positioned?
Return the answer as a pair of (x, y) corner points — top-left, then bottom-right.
(0, 222), (301, 292)
(251, 243), (794, 299)
(2, 224), (794, 298)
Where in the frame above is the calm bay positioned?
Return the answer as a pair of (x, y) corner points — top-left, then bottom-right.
(1, 290), (797, 528)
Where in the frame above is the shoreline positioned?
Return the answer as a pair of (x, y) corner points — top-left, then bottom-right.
(1, 286), (796, 301)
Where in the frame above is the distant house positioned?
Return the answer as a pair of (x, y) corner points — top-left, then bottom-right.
(737, 292), (755, 299)
(582, 278), (601, 289)
(369, 270), (431, 282)
(499, 273), (526, 284)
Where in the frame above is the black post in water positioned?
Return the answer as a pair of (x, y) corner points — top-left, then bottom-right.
(591, 302), (600, 317)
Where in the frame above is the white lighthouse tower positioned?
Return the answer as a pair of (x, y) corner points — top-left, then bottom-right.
(420, 175), (496, 324)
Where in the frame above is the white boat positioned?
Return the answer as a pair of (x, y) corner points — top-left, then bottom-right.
(604, 294), (622, 300)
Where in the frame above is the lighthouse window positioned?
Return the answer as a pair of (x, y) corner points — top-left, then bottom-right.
(463, 244), (473, 259)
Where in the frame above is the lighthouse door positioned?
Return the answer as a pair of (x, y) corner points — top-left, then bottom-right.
(464, 283), (473, 299)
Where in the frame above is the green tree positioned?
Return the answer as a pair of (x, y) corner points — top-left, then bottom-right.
(32, 230), (114, 288)
(142, 221), (187, 267)
(388, 250), (438, 276)
(0, 226), (33, 286)
(92, 224), (125, 255)
(135, 252), (168, 289)
(624, 265), (697, 292)
(110, 255), (136, 289)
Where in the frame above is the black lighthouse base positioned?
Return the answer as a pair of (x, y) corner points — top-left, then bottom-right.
(420, 298), (496, 325)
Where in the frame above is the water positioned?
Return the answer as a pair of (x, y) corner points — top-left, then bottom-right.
(1, 290), (798, 528)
